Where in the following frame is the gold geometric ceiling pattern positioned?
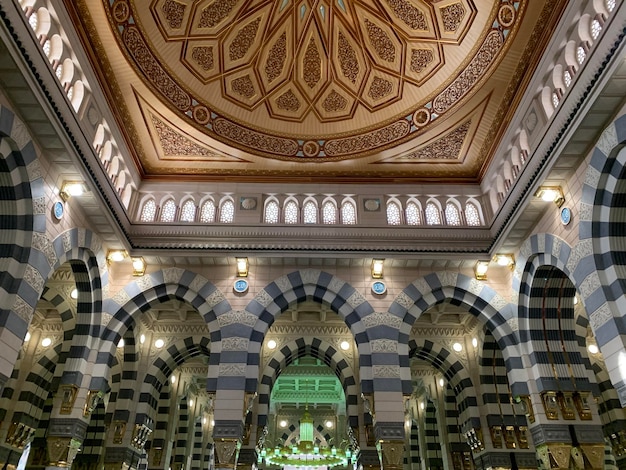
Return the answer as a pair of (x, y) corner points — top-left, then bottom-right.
(68, 0), (561, 180)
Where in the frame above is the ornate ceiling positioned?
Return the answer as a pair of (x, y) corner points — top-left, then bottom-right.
(69, 0), (564, 182)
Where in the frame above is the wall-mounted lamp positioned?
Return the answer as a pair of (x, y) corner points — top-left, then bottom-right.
(59, 181), (86, 201)
(493, 254), (515, 269)
(236, 257), (249, 277)
(132, 257), (146, 276)
(106, 249), (128, 265)
(474, 260), (490, 280)
(371, 259), (384, 279)
(534, 186), (565, 207)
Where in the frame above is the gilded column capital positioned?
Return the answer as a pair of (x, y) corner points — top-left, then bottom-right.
(46, 437), (82, 468)
(578, 444), (605, 470)
(376, 440), (404, 470)
(214, 438), (241, 469)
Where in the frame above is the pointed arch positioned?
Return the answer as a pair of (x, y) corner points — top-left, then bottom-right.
(256, 338), (359, 428)
(99, 269), (229, 391)
(408, 339), (479, 431)
(391, 272), (517, 393)
(241, 270), (373, 392)
(0, 106), (47, 388)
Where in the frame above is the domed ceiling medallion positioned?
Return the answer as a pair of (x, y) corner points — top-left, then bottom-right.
(108, 0), (525, 162)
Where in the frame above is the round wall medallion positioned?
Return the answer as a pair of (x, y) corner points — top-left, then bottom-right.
(234, 279), (249, 293)
(560, 207), (572, 225)
(53, 201), (64, 220)
(371, 281), (386, 295)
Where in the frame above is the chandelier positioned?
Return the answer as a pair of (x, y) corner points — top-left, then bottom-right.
(258, 408), (352, 469)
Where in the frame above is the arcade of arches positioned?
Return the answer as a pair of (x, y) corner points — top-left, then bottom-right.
(1, 0), (626, 470)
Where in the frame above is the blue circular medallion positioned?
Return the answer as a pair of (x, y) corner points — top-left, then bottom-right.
(234, 279), (249, 293)
(53, 201), (64, 220)
(560, 207), (571, 225)
(371, 281), (386, 295)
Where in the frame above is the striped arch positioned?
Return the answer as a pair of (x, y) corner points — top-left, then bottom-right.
(579, 112), (626, 404)
(514, 233), (574, 304)
(390, 272), (518, 394)
(98, 268), (229, 392)
(239, 270), (372, 392)
(136, 336), (211, 421)
(8, 342), (63, 432)
(0, 106), (46, 390)
(478, 331), (529, 448)
(256, 338), (359, 428)
(106, 330), (138, 424)
(0, 283), (77, 454)
(408, 339), (479, 431)
(513, 233), (598, 395)
(42, 229), (105, 391)
(49, 228), (104, 329)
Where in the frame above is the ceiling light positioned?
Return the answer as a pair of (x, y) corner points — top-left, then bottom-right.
(340, 340), (350, 351)
(325, 420), (333, 428)
(453, 342), (463, 352)
(267, 339), (277, 349)
(59, 181), (85, 201)
(171, 375), (176, 384)
(41, 337), (52, 347)
(472, 338), (478, 348)
(154, 339), (164, 349)
(419, 402), (424, 410)
(474, 260), (489, 280)
(189, 399), (194, 407)
(371, 259), (384, 279)
(439, 378), (444, 387)
(24, 332), (31, 342)
(117, 339), (124, 348)
(132, 257), (146, 276)
(236, 257), (249, 277)
(140, 334), (145, 344)
(70, 288), (78, 299)
(106, 249), (128, 264)
(588, 344), (599, 354)
(203, 417), (207, 425)
(493, 254), (515, 269)
(534, 186), (565, 207)
(279, 420), (287, 428)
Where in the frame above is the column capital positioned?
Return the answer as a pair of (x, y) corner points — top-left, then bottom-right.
(46, 437), (82, 468)
(376, 440), (404, 470)
(213, 438), (241, 470)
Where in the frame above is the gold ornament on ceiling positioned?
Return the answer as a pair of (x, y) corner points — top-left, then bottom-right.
(106, 0), (525, 163)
